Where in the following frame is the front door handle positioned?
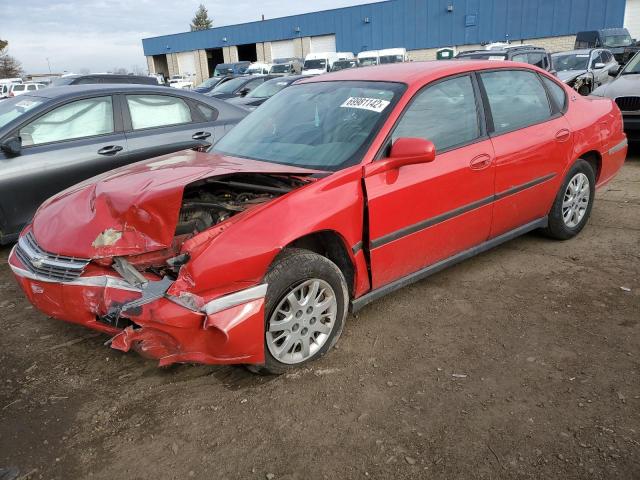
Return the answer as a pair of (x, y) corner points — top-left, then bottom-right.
(469, 154), (492, 171)
(97, 145), (124, 155)
(555, 129), (571, 142)
(192, 131), (212, 140)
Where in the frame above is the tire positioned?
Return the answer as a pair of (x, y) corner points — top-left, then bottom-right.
(248, 248), (349, 375)
(577, 85), (591, 96)
(544, 159), (596, 240)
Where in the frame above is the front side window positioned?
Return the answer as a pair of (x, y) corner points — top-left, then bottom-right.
(480, 70), (551, 134)
(392, 75), (480, 151)
(20, 96), (114, 146)
(303, 59), (327, 70)
(247, 79), (291, 98)
(591, 52), (604, 68)
(213, 81), (405, 171)
(603, 34), (633, 48)
(126, 95), (192, 130)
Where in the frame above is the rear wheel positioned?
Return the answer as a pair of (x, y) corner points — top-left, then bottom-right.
(249, 248), (348, 375)
(544, 159), (596, 240)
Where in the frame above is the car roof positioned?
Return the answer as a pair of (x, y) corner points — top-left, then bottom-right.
(298, 60), (548, 86)
(19, 83), (200, 100)
(552, 49), (595, 56)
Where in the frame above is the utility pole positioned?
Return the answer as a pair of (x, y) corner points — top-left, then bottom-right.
(46, 57), (52, 74)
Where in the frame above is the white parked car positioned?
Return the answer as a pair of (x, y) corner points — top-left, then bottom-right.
(8, 83), (45, 97)
(302, 52), (354, 75)
(245, 62), (272, 75)
(168, 75), (193, 89)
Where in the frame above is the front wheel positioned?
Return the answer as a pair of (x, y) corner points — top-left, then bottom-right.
(544, 159), (596, 240)
(249, 248), (348, 375)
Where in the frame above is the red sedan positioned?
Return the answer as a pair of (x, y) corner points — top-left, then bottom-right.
(9, 61), (626, 374)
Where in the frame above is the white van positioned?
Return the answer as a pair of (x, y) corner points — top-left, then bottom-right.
(378, 48), (408, 64)
(245, 62), (272, 75)
(357, 50), (380, 67)
(0, 78), (22, 86)
(302, 52), (354, 75)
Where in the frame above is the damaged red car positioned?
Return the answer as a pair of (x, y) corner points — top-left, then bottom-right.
(9, 61), (627, 374)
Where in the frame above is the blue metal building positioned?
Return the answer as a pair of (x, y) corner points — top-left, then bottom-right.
(143, 0), (627, 80)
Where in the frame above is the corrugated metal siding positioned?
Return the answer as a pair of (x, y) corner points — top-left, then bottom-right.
(143, 0), (626, 56)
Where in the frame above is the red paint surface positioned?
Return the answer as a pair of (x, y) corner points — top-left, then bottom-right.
(10, 61), (626, 366)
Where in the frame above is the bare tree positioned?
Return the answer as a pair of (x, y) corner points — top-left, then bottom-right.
(190, 4), (212, 31)
(0, 40), (23, 78)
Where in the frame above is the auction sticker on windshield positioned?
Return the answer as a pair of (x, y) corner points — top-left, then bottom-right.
(341, 97), (390, 113)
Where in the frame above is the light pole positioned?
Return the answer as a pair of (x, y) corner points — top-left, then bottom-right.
(46, 57), (52, 74)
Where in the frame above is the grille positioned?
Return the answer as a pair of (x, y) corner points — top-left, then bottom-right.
(16, 232), (90, 282)
(615, 97), (640, 112)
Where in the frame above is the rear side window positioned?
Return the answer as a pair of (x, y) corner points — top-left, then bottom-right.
(20, 96), (114, 146)
(480, 70), (551, 134)
(541, 76), (567, 111)
(126, 95), (192, 130)
(392, 75), (480, 151)
(528, 53), (547, 69)
(195, 103), (219, 121)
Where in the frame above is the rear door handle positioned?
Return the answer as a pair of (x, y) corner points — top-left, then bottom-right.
(469, 154), (492, 171)
(192, 131), (212, 140)
(97, 145), (123, 155)
(555, 129), (571, 142)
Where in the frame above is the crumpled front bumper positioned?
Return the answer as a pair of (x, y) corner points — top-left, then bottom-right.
(8, 247), (267, 367)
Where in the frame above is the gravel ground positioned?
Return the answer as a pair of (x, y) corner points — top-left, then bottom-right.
(0, 153), (638, 480)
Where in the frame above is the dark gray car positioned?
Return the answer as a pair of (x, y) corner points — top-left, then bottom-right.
(0, 84), (247, 244)
(205, 76), (278, 100)
(592, 51), (640, 141)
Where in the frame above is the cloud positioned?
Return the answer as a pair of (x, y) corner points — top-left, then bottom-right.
(4, 0), (380, 73)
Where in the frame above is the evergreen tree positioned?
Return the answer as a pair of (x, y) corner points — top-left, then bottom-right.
(190, 4), (212, 31)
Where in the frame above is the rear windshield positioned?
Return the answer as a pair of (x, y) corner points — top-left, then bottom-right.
(247, 78), (292, 98)
(303, 59), (326, 70)
(359, 58), (378, 66)
(379, 55), (404, 64)
(270, 64), (292, 73)
(211, 76), (247, 94)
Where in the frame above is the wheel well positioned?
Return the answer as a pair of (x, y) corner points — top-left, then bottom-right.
(580, 151), (602, 182)
(285, 231), (355, 297)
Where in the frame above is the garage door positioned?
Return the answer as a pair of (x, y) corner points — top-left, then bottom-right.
(271, 40), (295, 60)
(177, 51), (197, 77)
(625, 0), (640, 39)
(310, 35), (336, 53)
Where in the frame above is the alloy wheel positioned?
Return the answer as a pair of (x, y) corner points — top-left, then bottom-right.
(562, 172), (590, 228)
(266, 279), (337, 365)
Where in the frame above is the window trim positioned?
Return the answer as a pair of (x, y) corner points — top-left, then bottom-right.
(121, 93), (195, 132)
(538, 73), (568, 114)
(375, 72), (488, 160)
(16, 95), (120, 149)
(476, 68), (560, 138)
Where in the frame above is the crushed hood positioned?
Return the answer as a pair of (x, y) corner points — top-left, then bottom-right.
(557, 70), (589, 83)
(31, 149), (317, 259)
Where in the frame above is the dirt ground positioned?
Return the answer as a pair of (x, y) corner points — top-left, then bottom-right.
(1, 153), (639, 480)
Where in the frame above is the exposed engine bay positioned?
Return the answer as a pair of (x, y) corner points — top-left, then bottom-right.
(176, 173), (310, 236)
(567, 73), (595, 96)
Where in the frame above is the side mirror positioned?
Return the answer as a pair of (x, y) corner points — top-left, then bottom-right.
(609, 65), (621, 77)
(238, 87), (250, 97)
(365, 138), (436, 176)
(594, 62), (606, 69)
(1, 136), (22, 156)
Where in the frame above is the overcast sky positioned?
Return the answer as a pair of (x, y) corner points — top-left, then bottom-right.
(4, 0), (380, 74)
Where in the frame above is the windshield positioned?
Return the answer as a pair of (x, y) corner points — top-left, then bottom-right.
(213, 81), (405, 171)
(211, 77), (247, 94)
(552, 53), (590, 71)
(379, 55), (404, 64)
(247, 78), (291, 98)
(196, 77), (220, 89)
(0, 96), (45, 129)
(214, 66), (233, 76)
(621, 52), (640, 74)
(270, 64), (291, 73)
(332, 60), (357, 71)
(359, 57), (378, 66)
(303, 59), (326, 70)
(603, 34), (634, 48)
(246, 67), (264, 74)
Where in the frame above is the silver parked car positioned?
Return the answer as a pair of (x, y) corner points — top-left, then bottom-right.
(551, 49), (619, 95)
(592, 51), (640, 141)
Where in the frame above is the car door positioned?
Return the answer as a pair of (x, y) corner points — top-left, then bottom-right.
(364, 74), (496, 288)
(0, 95), (128, 236)
(478, 69), (574, 237)
(122, 93), (226, 163)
